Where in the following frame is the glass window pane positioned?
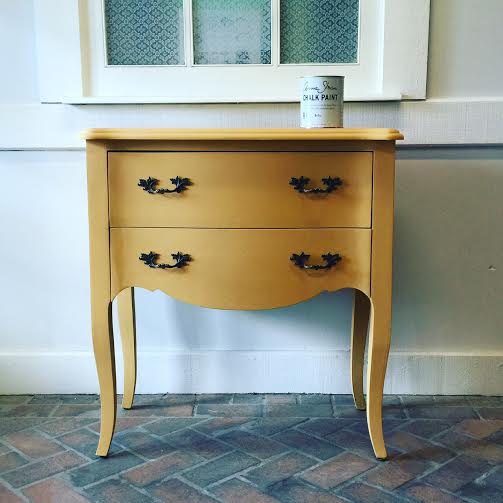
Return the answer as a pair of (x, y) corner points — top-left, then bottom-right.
(104, 0), (185, 65)
(280, 0), (359, 64)
(192, 0), (271, 65)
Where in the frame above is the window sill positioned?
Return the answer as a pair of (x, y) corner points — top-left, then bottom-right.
(60, 94), (403, 105)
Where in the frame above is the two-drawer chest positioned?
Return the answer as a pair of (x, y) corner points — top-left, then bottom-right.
(84, 128), (403, 460)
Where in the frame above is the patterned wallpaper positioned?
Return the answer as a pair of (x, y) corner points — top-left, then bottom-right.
(104, 0), (358, 67)
(192, 0), (271, 65)
(280, 0), (359, 64)
(104, 0), (185, 65)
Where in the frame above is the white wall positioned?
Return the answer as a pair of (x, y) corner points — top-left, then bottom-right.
(427, 0), (503, 99)
(0, 0), (502, 394)
(0, 0), (38, 103)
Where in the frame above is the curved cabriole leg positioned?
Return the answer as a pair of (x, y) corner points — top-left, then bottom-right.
(366, 141), (395, 460)
(92, 301), (117, 457)
(87, 140), (117, 457)
(366, 299), (392, 460)
(92, 302), (117, 456)
(118, 288), (137, 410)
(351, 289), (370, 410)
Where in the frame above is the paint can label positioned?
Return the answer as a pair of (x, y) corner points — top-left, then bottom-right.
(300, 76), (344, 128)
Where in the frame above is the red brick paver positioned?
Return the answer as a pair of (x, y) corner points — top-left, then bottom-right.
(23, 478), (92, 503)
(0, 452), (28, 472)
(212, 478), (280, 503)
(362, 454), (431, 489)
(2, 393), (503, 503)
(404, 484), (467, 502)
(337, 482), (404, 502)
(150, 478), (218, 502)
(124, 451), (202, 487)
(5, 430), (64, 459)
(0, 482), (24, 503)
(301, 452), (375, 489)
(455, 418), (503, 438)
(268, 479), (346, 503)
(387, 430), (454, 463)
(3, 451), (87, 488)
(245, 452), (316, 488)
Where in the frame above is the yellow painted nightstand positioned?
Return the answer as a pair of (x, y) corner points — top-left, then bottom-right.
(84, 128), (403, 460)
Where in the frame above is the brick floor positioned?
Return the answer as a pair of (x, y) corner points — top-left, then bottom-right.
(0, 481), (25, 503)
(1, 394), (503, 501)
(23, 478), (92, 503)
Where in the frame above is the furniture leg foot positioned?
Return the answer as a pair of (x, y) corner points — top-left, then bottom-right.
(92, 302), (117, 457)
(351, 289), (370, 410)
(118, 288), (137, 410)
(366, 303), (391, 460)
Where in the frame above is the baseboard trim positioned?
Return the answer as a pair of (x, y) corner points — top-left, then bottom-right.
(1, 350), (502, 395)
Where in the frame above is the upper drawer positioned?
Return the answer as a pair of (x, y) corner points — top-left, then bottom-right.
(108, 152), (372, 228)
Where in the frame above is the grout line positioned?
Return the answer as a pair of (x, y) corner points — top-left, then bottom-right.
(398, 395), (411, 420)
(0, 439), (32, 465)
(3, 395), (503, 502)
(473, 407), (484, 420)
(0, 474), (31, 502)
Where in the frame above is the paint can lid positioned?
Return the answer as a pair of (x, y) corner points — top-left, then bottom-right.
(300, 75), (345, 79)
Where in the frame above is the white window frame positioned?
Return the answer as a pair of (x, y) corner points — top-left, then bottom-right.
(34, 0), (430, 104)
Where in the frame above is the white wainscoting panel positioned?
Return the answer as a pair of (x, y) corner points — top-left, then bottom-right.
(0, 149), (502, 394)
(2, 100), (503, 150)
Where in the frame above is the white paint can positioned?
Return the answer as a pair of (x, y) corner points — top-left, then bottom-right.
(300, 76), (344, 128)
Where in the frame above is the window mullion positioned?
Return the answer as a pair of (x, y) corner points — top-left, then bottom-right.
(272, 0), (279, 66)
(184, 0), (193, 67)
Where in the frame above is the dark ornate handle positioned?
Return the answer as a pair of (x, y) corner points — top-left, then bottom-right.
(289, 176), (343, 194)
(138, 176), (191, 194)
(139, 251), (191, 269)
(290, 252), (342, 270)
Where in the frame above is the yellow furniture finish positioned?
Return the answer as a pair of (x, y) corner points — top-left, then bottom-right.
(84, 128), (403, 460)
(108, 152), (372, 228)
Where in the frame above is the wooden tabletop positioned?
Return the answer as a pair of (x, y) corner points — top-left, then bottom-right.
(82, 128), (404, 141)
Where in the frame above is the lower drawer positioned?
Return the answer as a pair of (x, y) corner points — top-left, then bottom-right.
(110, 228), (371, 310)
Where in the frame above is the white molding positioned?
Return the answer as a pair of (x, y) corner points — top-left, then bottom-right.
(381, 0), (430, 99)
(426, 97), (503, 103)
(1, 100), (503, 149)
(34, 0), (429, 103)
(61, 94), (403, 104)
(1, 350), (502, 394)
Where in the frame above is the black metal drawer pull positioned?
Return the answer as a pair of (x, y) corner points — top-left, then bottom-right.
(138, 176), (191, 194)
(139, 251), (191, 269)
(289, 176), (343, 194)
(290, 252), (342, 270)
